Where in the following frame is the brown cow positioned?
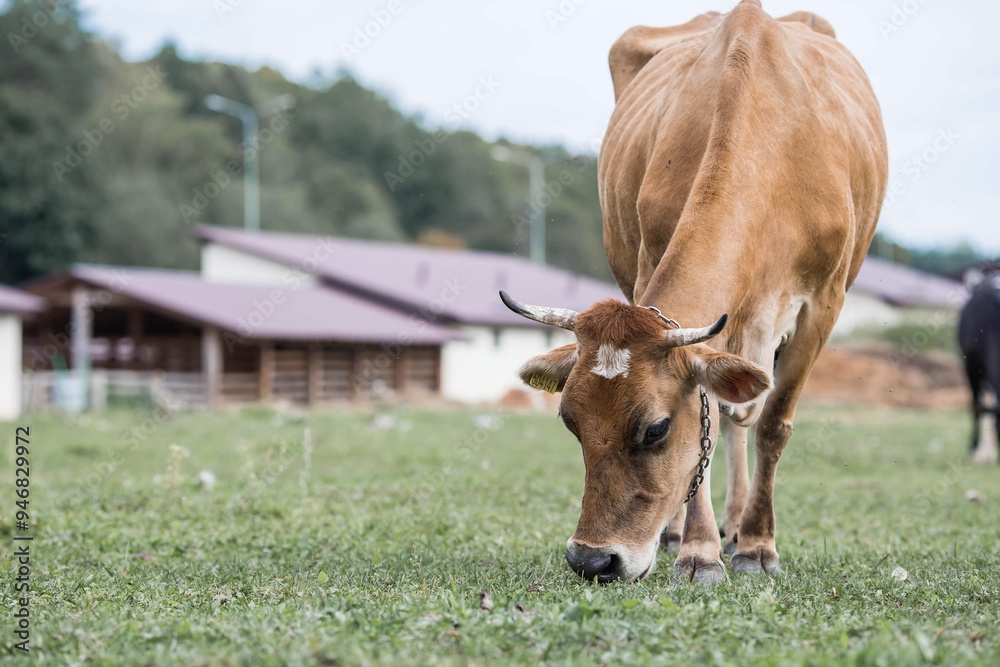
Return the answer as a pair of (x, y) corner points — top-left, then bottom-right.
(501, 0), (887, 584)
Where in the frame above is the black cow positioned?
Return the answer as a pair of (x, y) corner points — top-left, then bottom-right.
(959, 273), (1000, 462)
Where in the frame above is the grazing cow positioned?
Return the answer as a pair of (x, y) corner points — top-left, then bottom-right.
(959, 274), (1000, 464)
(500, 0), (887, 584)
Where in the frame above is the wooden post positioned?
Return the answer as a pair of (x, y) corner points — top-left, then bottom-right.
(307, 343), (323, 406)
(259, 343), (274, 402)
(127, 307), (143, 340)
(202, 326), (222, 407)
(350, 346), (366, 399)
(71, 286), (92, 410)
(124, 306), (143, 371)
(432, 346), (442, 393)
(394, 346), (408, 396)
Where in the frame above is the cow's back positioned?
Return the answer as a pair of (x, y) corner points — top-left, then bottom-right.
(599, 2), (887, 309)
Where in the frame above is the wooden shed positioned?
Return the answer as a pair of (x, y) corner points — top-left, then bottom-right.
(20, 265), (458, 409)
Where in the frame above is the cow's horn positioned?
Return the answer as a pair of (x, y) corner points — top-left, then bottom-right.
(663, 313), (728, 347)
(499, 291), (578, 331)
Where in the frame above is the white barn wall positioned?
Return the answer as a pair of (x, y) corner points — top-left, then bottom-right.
(0, 314), (23, 420)
(441, 325), (575, 403)
(831, 291), (903, 338)
(201, 244), (319, 288)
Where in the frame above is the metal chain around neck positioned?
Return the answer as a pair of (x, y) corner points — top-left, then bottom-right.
(684, 388), (714, 504)
(645, 305), (681, 330)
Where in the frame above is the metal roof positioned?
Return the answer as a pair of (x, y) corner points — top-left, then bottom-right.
(852, 256), (969, 309)
(26, 265), (460, 344)
(0, 283), (44, 314)
(193, 225), (625, 326)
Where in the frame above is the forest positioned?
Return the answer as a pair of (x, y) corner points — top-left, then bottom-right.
(0, 0), (985, 286)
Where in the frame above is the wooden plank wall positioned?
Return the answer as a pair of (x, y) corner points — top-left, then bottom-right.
(254, 343), (442, 405)
(273, 347), (309, 404)
(321, 347), (353, 399)
(406, 347), (440, 392)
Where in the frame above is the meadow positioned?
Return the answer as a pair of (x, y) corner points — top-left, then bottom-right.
(2, 402), (998, 665)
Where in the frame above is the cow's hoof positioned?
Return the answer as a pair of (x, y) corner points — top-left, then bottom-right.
(970, 449), (998, 465)
(673, 557), (727, 585)
(659, 531), (682, 552)
(731, 551), (782, 575)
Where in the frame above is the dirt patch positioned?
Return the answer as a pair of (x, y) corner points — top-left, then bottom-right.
(801, 343), (968, 409)
(498, 387), (560, 411)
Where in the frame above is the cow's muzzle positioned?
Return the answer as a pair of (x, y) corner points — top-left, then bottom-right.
(566, 542), (623, 583)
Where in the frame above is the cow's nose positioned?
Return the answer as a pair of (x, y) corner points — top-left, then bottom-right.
(566, 543), (621, 583)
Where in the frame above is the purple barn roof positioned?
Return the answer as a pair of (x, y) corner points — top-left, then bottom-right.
(194, 225), (625, 327)
(195, 226), (969, 318)
(852, 257), (969, 309)
(25, 265), (459, 344)
(0, 284), (44, 315)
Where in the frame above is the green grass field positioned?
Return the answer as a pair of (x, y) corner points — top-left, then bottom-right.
(2, 403), (999, 665)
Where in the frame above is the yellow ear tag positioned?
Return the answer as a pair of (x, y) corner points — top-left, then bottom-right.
(528, 373), (559, 394)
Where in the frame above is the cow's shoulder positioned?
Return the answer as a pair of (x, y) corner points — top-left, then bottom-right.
(608, 13), (722, 101)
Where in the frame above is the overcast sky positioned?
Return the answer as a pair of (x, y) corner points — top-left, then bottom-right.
(75, 0), (999, 254)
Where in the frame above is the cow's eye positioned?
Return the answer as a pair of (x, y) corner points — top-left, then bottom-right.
(643, 418), (671, 445)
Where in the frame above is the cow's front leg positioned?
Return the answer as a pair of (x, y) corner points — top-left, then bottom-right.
(674, 464), (725, 585)
(720, 419), (749, 555)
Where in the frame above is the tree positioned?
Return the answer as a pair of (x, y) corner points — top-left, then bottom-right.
(868, 231), (989, 278)
(0, 0), (105, 283)
(0, 11), (619, 284)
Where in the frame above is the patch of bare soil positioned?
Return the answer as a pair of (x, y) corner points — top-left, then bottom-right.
(801, 343), (968, 409)
(498, 387), (560, 411)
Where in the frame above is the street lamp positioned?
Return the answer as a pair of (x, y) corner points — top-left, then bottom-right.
(492, 145), (546, 265)
(204, 93), (296, 232)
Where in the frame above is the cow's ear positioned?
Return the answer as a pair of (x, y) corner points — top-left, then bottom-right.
(519, 344), (578, 394)
(693, 349), (772, 406)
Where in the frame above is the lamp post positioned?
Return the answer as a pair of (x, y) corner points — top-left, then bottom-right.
(204, 93), (296, 232)
(492, 146), (546, 265)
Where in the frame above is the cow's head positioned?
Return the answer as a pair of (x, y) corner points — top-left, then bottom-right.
(501, 291), (771, 583)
